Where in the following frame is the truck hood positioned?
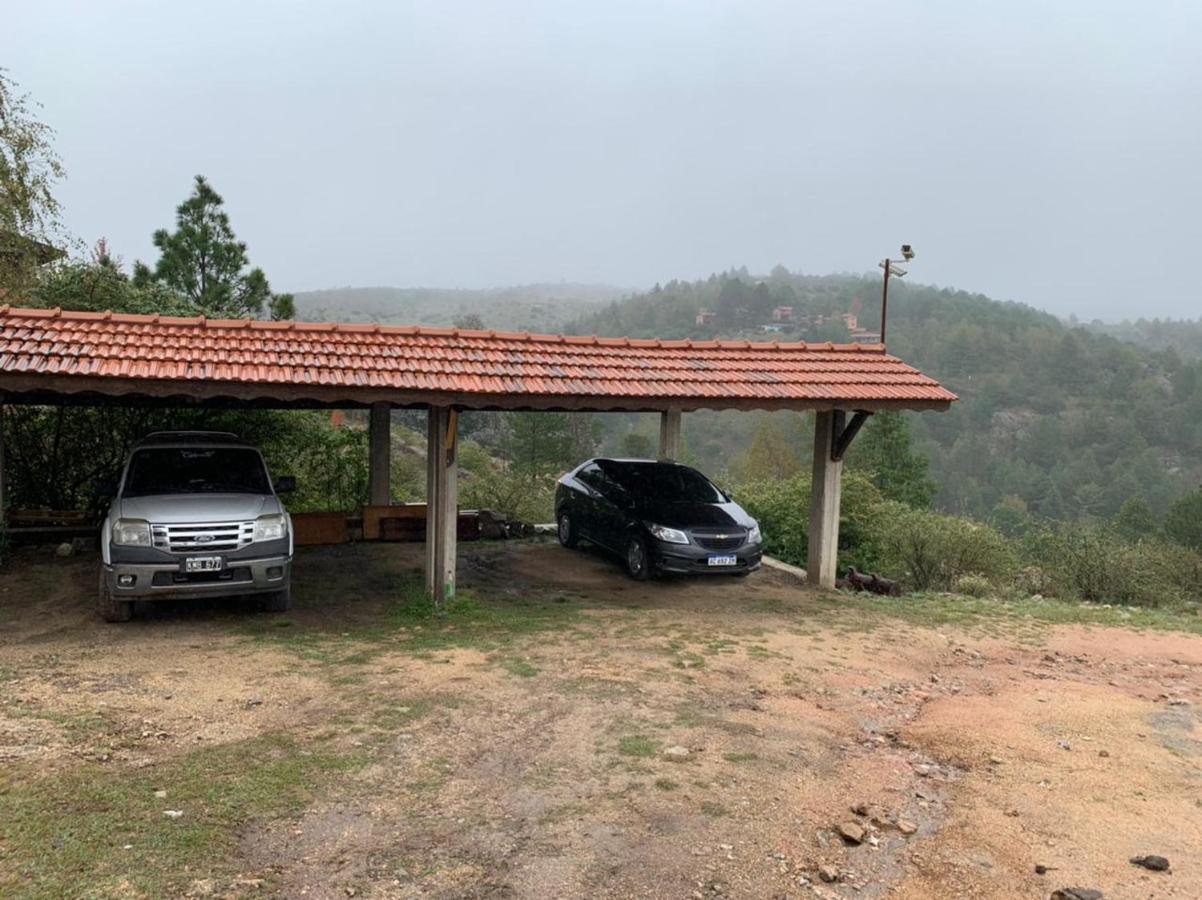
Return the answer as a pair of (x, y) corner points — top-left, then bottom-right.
(118, 493), (281, 523)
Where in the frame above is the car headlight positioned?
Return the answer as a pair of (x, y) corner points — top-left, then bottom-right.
(748, 523), (762, 544)
(113, 519), (152, 547)
(254, 514), (287, 541)
(647, 523), (689, 545)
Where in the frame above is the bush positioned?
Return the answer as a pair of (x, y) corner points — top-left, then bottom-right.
(1022, 523), (1202, 608)
(875, 504), (1014, 591)
(735, 471), (886, 573)
(954, 573), (994, 597)
(460, 468), (556, 524)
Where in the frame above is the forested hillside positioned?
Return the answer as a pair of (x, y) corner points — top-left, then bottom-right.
(293, 283), (622, 333)
(567, 269), (1202, 526)
(1085, 318), (1202, 359)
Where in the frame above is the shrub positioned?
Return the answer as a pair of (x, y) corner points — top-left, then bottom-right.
(460, 468), (556, 524)
(875, 504), (1014, 591)
(735, 471), (886, 572)
(954, 573), (994, 597)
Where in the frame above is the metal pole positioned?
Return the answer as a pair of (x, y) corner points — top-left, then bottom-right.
(879, 259), (891, 347)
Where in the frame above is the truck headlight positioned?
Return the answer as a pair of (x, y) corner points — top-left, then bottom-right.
(254, 514), (287, 542)
(113, 519), (152, 547)
(748, 523), (762, 544)
(647, 523), (689, 545)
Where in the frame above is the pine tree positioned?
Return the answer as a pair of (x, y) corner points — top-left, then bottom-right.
(133, 175), (294, 320)
(846, 411), (937, 508)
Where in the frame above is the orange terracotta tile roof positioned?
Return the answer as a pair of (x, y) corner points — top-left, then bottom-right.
(0, 306), (957, 411)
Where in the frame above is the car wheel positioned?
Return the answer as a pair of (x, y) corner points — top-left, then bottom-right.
(97, 570), (132, 623)
(263, 585), (291, 612)
(557, 511), (578, 549)
(625, 534), (652, 581)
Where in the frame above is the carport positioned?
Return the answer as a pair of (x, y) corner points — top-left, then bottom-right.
(0, 306), (956, 599)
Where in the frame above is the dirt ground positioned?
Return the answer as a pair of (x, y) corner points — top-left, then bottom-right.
(1, 540), (1200, 900)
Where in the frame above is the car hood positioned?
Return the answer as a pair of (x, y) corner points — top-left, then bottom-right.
(634, 499), (751, 530)
(118, 493), (281, 523)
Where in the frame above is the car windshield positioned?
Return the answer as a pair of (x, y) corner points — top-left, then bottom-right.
(123, 448), (272, 497)
(602, 462), (727, 503)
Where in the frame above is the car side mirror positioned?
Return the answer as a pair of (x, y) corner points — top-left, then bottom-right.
(274, 476), (297, 494)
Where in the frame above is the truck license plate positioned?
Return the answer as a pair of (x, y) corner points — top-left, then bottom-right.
(185, 556), (223, 573)
(707, 555), (737, 567)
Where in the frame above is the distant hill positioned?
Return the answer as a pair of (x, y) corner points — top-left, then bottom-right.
(1084, 318), (1202, 359)
(566, 268), (1202, 525)
(292, 283), (625, 333)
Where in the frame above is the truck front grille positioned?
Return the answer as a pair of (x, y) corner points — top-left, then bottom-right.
(151, 521), (255, 553)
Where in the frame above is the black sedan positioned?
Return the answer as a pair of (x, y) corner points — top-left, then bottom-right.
(554, 458), (763, 579)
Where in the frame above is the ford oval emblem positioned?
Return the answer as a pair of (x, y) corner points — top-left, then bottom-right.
(195, 534), (214, 543)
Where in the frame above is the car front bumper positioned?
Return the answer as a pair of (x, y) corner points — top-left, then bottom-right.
(103, 555), (291, 600)
(650, 540), (763, 575)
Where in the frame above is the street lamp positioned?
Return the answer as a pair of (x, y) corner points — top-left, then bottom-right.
(878, 244), (914, 347)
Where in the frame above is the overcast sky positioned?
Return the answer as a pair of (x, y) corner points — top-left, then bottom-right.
(5, 1), (1200, 319)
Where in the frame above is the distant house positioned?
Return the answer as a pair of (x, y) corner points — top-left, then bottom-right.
(841, 312), (858, 331)
(850, 329), (882, 344)
(760, 324), (785, 333)
(771, 306), (794, 322)
(695, 309), (716, 326)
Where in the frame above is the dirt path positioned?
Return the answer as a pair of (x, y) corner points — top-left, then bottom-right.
(1, 541), (1199, 899)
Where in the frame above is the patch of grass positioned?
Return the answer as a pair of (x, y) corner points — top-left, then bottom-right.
(654, 778), (679, 791)
(0, 732), (362, 899)
(499, 657), (540, 678)
(700, 800), (729, 817)
(722, 752), (758, 764)
(617, 735), (660, 758)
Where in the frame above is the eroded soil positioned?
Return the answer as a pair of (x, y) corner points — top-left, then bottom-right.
(1, 541), (1199, 899)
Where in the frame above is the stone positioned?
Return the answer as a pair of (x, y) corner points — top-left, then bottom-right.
(912, 763), (934, 777)
(1129, 855), (1170, 872)
(1098, 749), (1110, 758)
(477, 509), (509, 540)
(163, 809), (184, 819)
(989, 755), (1004, 765)
(896, 819), (918, 835)
(1050, 890), (1103, 900)
(662, 745), (691, 761)
(55, 542), (74, 557)
(153, 789), (168, 799)
(817, 864), (839, 883)
(836, 822), (865, 845)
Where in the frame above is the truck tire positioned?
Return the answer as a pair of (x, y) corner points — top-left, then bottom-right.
(97, 570), (133, 623)
(263, 584), (291, 612)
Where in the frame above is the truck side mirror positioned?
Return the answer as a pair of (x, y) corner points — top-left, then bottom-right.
(274, 476), (297, 494)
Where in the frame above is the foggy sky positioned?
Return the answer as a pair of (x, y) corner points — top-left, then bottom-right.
(5, 0), (1200, 320)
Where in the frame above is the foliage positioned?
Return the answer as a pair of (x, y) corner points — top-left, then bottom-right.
(874, 503), (1015, 591)
(460, 467), (557, 524)
(619, 431), (655, 459)
(263, 414), (369, 512)
(731, 416), (803, 482)
(32, 257), (194, 315)
(1022, 522), (1201, 608)
(501, 412), (577, 480)
(735, 471), (886, 573)
(0, 70), (67, 293)
(133, 175), (294, 319)
(1112, 496), (1158, 543)
(846, 411), (936, 508)
(1163, 488), (1202, 551)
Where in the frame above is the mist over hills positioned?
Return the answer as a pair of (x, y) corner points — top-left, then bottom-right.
(292, 283), (624, 333)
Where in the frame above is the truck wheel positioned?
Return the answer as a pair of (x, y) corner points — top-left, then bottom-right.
(97, 570), (133, 623)
(263, 585), (291, 612)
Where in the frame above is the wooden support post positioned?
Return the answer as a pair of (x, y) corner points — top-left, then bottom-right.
(368, 402), (391, 507)
(425, 406), (459, 603)
(658, 408), (682, 461)
(807, 410), (844, 590)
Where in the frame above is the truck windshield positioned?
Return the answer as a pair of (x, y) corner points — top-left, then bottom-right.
(123, 448), (272, 497)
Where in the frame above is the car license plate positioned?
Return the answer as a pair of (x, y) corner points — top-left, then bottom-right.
(185, 556), (223, 573)
(707, 555), (737, 567)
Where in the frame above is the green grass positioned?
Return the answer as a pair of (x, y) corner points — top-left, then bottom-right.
(0, 733), (362, 900)
(699, 800), (729, 817)
(499, 657), (540, 678)
(617, 735), (660, 758)
(722, 752), (758, 764)
(654, 778), (679, 791)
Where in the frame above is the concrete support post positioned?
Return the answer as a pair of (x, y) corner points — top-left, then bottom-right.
(425, 406), (459, 603)
(807, 410), (844, 589)
(658, 408), (682, 461)
(368, 402), (391, 506)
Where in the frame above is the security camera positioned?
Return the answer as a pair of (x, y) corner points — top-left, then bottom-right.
(900, 244), (915, 260)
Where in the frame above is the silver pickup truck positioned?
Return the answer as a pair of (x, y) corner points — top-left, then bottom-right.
(98, 431), (294, 622)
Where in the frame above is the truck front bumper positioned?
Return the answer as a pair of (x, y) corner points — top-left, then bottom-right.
(103, 555), (291, 600)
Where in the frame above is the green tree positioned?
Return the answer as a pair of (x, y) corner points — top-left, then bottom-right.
(1112, 496), (1158, 543)
(1164, 488), (1202, 551)
(1, 70), (67, 293)
(453, 312), (485, 330)
(502, 412), (575, 479)
(33, 256), (194, 315)
(620, 431), (655, 458)
(846, 411), (936, 508)
(133, 175), (294, 319)
(733, 417), (802, 482)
